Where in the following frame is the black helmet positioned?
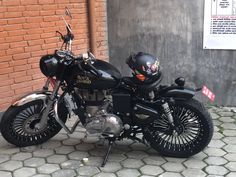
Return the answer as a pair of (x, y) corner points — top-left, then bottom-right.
(126, 52), (160, 82)
(40, 55), (59, 77)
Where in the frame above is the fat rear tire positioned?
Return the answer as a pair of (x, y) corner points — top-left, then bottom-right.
(0, 100), (68, 147)
(143, 99), (214, 157)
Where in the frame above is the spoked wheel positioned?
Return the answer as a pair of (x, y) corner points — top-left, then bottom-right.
(143, 99), (213, 157)
(0, 100), (68, 147)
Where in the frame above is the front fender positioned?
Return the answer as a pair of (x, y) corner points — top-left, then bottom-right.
(12, 90), (53, 107)
(161, 86), (196, 100)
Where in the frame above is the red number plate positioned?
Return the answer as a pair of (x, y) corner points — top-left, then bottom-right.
(202, 85), (215, 102)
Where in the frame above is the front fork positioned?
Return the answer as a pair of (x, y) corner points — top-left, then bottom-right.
(35, 78), (61, 130)
(161, 100), (175, 127)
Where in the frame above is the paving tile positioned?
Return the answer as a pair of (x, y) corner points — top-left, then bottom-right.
(93, 172), (117, 177)
(210, 112), (220, 119)
(13, 167), (36, 177)
(225, 162), (236, 171)
(205, 165), (229, 176)
(107, 153), (127, 162)
(221, 123), (236, 130)
(182, 169), (206, 177)
(75, 143), (95, 151)
(37, 164), (60, 174)
(55, 145), (75, 154)
(224, 153), (236, 161)
(204, 156), (228, 165)
(223, 130), (236, 136)
(32, 175), (51, 177)
(218, 111), (234, 117)
(204, 147), (227, 156)
(24, 157), (46, 167)
(0, 160), (23, 171)
(140, 165), (164, 175)
(0, 171), (12, 177)
(126, 150), (148, 159)
(219, 117), (235, 122)
(183, 159), (207, 169)
(51, 134), (68, 141)
(0, 154), (10, 163)
(76, 166), (100, 176)
(41, 140), (62, 149)
(222, 137), (236, 145)
(162, 162), (185, 172)
(121, 158), (144, 168)
(208, 139), (226, 148)
(68, 151), (89, 160)
(226, 172), (236, 177)
(143, 156), (166, 165)
(61, 160), (81, 169)
(33, 149), (54, 157)
(224, 144), (236, 153)
(212, 132), (224, 140)
(0, 145), (20, 155)
(11, 152), (32, 161)
(47, 154), (67, 163)
(52, 169), (76, 177)
(117, 169), (141, 177)
(62, 138), (81, 146)
(99, 162), (122, 172)
(161, 172), (183, 177)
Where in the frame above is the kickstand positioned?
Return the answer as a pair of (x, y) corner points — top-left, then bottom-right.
(101, 140), (113, 167)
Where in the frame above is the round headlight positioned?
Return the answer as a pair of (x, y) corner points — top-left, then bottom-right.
(39, 55), (59, 77)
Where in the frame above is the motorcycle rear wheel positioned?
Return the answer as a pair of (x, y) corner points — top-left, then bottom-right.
(0, 100), (68, 147)
(143, 99), (213, 157)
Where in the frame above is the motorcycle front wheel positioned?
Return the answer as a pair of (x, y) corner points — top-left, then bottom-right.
(0, 100), (68, 147)
(143, 98), (213, 157)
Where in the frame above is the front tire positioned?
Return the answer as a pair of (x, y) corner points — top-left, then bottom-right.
(143, 99), (213, 157)
(0, 100), (68, 147)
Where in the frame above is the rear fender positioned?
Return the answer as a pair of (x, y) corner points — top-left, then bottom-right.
(161, 87), (196, 100)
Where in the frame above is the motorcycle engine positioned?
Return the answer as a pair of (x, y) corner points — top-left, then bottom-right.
(75, 89), (123, 137)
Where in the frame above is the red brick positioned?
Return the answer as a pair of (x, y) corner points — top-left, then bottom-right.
(7, 6), (25, 12)
(9, 59), (27, 67)
(40, 21), (56, 28)
(14, 86), (32, 95)
(0, 74), (9, 81)
(0, 90), (14, 98)
(10, 41), (28, 48)
(4, 24), (23, 31)
(31, 50), (47, 57)
(2, 0), (20, 6)
(4, 12), (22, 18)
(0, 79), (14, 87)
(23, 11), (40, 17)
(0, 43), (9, 50)
(21, 0), (38, 5)
(0, 31), (8, 38)
(24, 45), (42, 52)
(5, 36), (24, 43)
(15, 76), (32, 83)
(7, 18), (26, 25)
(0, 85), (11, 93)
(39, 0), (55, 4)
(28, 39), (44, 46)
(8, 29), (27, 36)
(1, 55), (12, 62)
(14, 64), (31, 72)
(9, 71), (27, 78)
(32, 73), (44, 80)
(42, 5), (58, 10)
(23, 23), (40, 29)
(24, 34), (41, 40)
(13, 53), (31, 60)
(6, 47), (24, 55)
(0, 19), (7, 25)
(0, 7), (7, 13)
(25, 5), (42, 11)
(40, 10), (55, 16)
(41, 32), (56, 39)
(26, 17), (43, 23)
(0, 62), (9, 69)
(0, 67), (14, 75)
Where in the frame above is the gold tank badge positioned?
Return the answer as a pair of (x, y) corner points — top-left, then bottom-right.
(77, 76), (92, 84)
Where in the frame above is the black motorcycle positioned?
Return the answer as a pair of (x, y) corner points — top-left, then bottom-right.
(0, 9), (213, 167)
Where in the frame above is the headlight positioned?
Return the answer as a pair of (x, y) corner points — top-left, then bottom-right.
(39, 55), (59, 77)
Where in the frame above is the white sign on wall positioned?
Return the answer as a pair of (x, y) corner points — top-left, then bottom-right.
(203, 0), (236, 49)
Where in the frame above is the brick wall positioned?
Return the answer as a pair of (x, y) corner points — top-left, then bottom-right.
(0, 0), (108, 111)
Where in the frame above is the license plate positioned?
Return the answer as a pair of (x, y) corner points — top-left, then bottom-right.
(202, 85), (215, 102)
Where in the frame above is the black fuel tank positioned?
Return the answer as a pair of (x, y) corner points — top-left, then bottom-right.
(75, 60), (122, 90)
